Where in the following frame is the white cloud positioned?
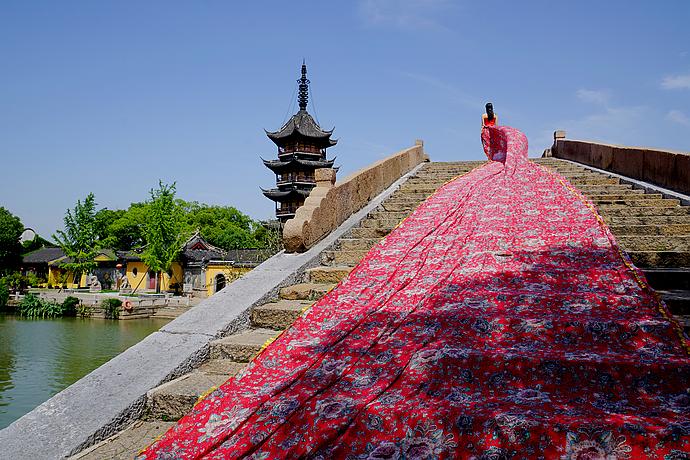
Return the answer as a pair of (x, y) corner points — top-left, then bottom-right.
(576, 89), (609, 105)
(358, 0), (456, 31)
(667, 109), (690, 126)
(661, 74), (690, 89)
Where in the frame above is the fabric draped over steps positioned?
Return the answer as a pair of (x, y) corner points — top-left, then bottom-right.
(141, 127), (690, 459)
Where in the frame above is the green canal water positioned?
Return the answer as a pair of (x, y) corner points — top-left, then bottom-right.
(0, 315), (170, 429)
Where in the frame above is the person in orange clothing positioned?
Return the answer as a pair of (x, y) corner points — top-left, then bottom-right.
(482, 102), (497, 127)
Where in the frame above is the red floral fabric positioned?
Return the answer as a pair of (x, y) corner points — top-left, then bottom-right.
(141, 126), (690, 459)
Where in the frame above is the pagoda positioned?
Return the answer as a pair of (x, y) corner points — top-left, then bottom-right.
(261, 63), (337, 221)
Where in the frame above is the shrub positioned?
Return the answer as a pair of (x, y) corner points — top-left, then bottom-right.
(0, 279), (9, 312)
(25, 272), (42, 287)
(4, 273), (27, 293)
(101, 298), (122, 319)
(77, 304), (93, 318)
(62, 296), (80, 317)
(17, 293), (63, 319)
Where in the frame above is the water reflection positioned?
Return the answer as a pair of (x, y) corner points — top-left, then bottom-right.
(0, 315), (169, 429)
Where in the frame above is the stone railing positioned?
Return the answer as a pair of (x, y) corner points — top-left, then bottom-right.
(548, 131), (690, 195)
(283, 141), (427, 252)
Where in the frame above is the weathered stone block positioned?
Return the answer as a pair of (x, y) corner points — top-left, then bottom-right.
(305, 266), (352, 283)
(146, 372), (229, 421)
(279, 283), (335, 300)
(251, 300), (311, 330)
(209, 329), (279, 362)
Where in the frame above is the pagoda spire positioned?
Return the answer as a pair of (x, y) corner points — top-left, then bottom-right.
(297, 60), (310, 111)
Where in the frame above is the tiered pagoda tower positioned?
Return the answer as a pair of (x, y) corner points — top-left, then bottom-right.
(262, 63), (337, 221)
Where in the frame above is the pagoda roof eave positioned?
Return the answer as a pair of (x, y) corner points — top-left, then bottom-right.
(261, 187), (312, 202)
(262, 157), (336, 173)
(265, 110), (336, 145)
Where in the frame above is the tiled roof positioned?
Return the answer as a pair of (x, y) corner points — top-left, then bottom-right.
(266, 110), (337, 147)
(22, 247), (65, 264)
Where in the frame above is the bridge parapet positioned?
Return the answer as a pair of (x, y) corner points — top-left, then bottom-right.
(550, 131), (689, 195)
(283, 141), (427, 252)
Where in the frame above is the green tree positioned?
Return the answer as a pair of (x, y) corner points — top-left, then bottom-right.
(142, 181), (187, 293)
(98, 204), (148, 251)
(21, 234), (55, 254)
(53, 193), (99, 286)
(253, 221), (283, 253)
(94, 209), (124, 245)
(184, 203), (274, 251)
(0, 207), (24, 274)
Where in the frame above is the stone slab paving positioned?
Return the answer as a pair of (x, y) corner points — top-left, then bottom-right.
(69, 421), (174, 460)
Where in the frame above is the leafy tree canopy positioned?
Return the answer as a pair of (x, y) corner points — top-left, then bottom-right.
(141, 181), (187, 277)
(0, 207), (23, 274)
(95, 204), (147, 251)
(183, 203), (265, 250)
(53, 193), (99, 276)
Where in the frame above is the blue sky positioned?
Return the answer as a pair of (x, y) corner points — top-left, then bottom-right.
(1, 0), (689, 237)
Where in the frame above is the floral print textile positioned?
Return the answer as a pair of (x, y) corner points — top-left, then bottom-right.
(141, 126), (690, 459)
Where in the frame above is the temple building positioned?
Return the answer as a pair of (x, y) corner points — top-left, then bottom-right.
(262, 63), (337, 221)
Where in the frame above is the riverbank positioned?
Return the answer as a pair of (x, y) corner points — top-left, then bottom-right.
(0, 315), (170, 429)
(7, 290), (201, 320)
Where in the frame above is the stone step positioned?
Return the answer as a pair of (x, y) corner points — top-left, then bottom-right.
(405, 177), (452, 183)
(351, 227), (393, 238)
(643, 268), (690, 291)
(251, 300), (311, 330)
(415, 168), (478, 174)
(279, 282), (335, 300)
(628, 251), (690, 268)
(304, 266), (352, 283)
(398, 185), (445, 193)
(321, 249), (369, 267)
(604, 215), (690, 226)
(537, 164), (589, 171)
(338, 238), (381, 251)
(556, 172), (609, 179)
(402, 182), (449, 189)
(369, 210), (410, 220)
(209, 328), (280, 361)
(609, 224), (690, 236)
(146, 371), (231, 421)
(196, 358), (248, 376)
(69, 420), (175, 460)
(388, 192), (433, 201)
(587, 193), (662, 201)
(598, 207), (689, 217)
(413, 172), (468, 177)
(658, 290), (690, 316)
(360, 218), (407, 229)
(417, 166), (477, 171)
(568, 178), (620, 185)
(617, 236), (690, 252)
(594, 198), (680, 208)
(575, 185), (639, 194)
(379, 202), (422, 212)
